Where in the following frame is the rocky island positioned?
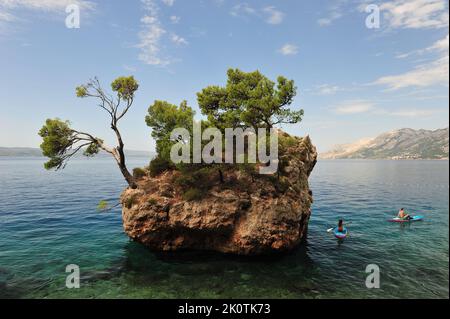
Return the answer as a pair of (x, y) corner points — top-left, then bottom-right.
(122, 132), (317, 255)
(39, 69), (314, 256)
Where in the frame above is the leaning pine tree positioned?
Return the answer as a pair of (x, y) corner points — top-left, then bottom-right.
(38, 76), (139, 189)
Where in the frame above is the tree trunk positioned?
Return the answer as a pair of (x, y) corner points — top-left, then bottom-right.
(119, 163), (137, 189)
(111, 123), (137, 189)
(218, 169), (224, 184)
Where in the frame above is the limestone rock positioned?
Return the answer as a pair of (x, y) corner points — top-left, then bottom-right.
(122, 132), (317, 255)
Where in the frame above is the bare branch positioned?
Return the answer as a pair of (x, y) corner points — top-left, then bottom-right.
(116, 97), (133, 122)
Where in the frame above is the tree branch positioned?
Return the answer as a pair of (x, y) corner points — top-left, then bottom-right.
(116, 97), (133, 122)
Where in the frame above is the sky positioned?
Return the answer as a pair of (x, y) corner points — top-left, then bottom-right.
(0, 0), (448, 153)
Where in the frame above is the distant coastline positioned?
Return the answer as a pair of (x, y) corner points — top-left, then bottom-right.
(318, 158), (449, 161)
(0, 147), (153, 158)
(0, 147), (43, 157)
(320, 128), (449, 160)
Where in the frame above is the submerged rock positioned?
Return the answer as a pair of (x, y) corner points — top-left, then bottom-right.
(121, 132), (317, 256)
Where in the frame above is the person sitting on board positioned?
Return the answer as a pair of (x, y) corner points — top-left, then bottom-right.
(398, 208), (411, 220)
(337, 219), (345, 232)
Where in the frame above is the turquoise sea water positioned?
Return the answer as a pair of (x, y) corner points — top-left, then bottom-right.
(0, 158), (448, 299)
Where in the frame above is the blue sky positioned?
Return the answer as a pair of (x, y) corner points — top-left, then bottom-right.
(0, 0), (448, 153)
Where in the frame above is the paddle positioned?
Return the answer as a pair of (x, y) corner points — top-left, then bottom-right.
(327, 222), (352, 233)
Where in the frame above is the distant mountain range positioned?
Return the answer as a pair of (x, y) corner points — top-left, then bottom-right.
(0, 147), (153, 158)
(0, 147), (43, 157)
(4, 128), (449, 161)
(320, 128), (449, 160)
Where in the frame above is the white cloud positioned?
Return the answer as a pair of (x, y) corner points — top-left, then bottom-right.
(375, 34), (449, 90)
(137, 0), (170, 66)
(318, 12), (342, 26)
(380, 0), (449, 29)
(395, 52), (412, 59)
(428, 34), (449, 51)
(0, 11), (15, 22)
(278, 44), (298, 56)
(214, 0), (225, 6)
(161, 0), (175, 6)
(263, 6), (284, 25)
(387, 109), (442, 117)
(315, 84), (341, 95)
(335, 100), (374, 114)
(137, 0), (187, 66)
(317, 0), (347, 27)
(334, 99), (444, 118)
(0, 0), (94, 30)
(396, 34), (449, 58)
(375, 56), (449, 90)
(231, 3), (284, 25)
(123, 65), (137, 72)
(0, 0), (94, 11)
(170, 15), (180, 24)
(171, 33), (188, 45)
(374, 108), (444, 117)
(230, 3), (256, 17)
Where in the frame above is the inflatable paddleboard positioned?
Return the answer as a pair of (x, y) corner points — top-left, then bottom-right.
(388, 215), (424, 223)
(334, 227), (348, 239)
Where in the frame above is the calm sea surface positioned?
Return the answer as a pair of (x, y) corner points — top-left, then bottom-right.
(0, 157), (448, 298)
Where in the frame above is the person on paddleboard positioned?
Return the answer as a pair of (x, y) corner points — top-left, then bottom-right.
(398, 208), (411, 220)
(337, 219), (344, 232)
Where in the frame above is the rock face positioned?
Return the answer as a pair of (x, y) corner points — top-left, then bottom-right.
(121, 133), (317, 255)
